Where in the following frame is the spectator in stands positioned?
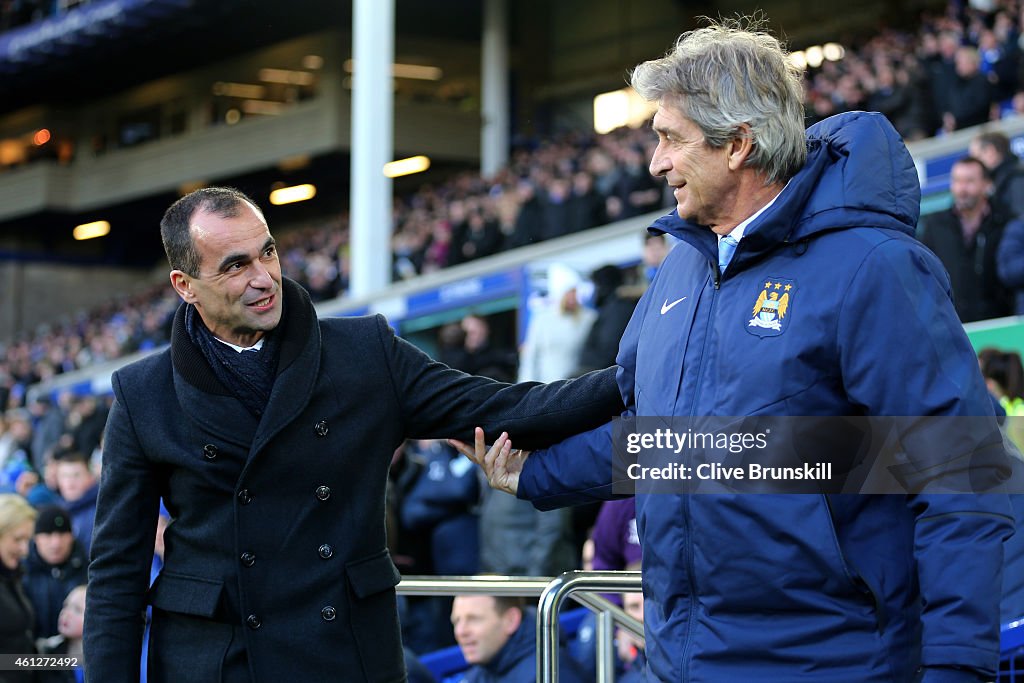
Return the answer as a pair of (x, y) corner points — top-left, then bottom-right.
(400, 440), (481, 576)
(565, 171), (607, 234)
(567, 498), (642, 679)
(969, 130), (1024, 217)
(919, 156), (1013, 321)
(640, 231), (671, 284)
(0, 494), (38, 680)
(867, 62), (924, 140)
(943, 46), (996, 132)
(458, 314), (517, 382)
(56, 585), (86, 680)
(979, 347), (1024, 450)
(0, 409), (34, 494)
(436, 322), (468, 371)
(923, 29), (963, 134)
(616, 578), (646, 683)
(453, 207), (502, 265)
(538, 175), (574, 242)
(575, 265), (639, 376)
(478, 483), (576, 578)
(508, 180), (544, 249)
(27, 396), (64, 477)
(65, 396), (106, 461)
(607, 145), (663, 221)
(591, 499), (641, 580)
(52, 452), (97, 556)
(84, 186), (622, 683)
(998, 210), (1024, 314)
(451, 595), (587, 683)
(518, 265), (595, 383)
(23, 505), (87, 640)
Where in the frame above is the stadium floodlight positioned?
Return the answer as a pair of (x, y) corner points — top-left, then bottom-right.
(258, 68), (316, 86)
(593, 88), (657, 135)
(383, 156), (431, 178)
(269, 184), (317, 205)
(805, 45), (825, 68)
(73, 221), (110, 241)
(343, 60), (443, 81)
(822, 43), (846, 61)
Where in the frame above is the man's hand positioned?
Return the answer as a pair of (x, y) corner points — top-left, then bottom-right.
(449, 428), (530, 496)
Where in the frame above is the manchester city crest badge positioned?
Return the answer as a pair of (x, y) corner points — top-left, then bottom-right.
(746, 278), (795, 337)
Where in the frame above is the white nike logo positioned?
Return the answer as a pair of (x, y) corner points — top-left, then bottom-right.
(660, 296), (688, 314)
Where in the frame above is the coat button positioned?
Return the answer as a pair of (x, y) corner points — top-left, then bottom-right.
(318, 544), (333, 559)
(241, 552), (256, 567)
(246, 614), (262, 630)
(315, 485), (331, 501)
(314, 420), (329, 437)
(321, 606), (337, 621)
(237, 489), (253, 505)
(203, 444), (218, 460)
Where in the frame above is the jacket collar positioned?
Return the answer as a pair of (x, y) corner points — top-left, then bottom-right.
(169, 278), (323, 456)
(482, 612), (535, 675)
(170, 277), (316, 395)
(648, 111), (921, 277)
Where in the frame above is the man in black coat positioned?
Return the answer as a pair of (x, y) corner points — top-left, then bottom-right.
(23, 505), (87, 640)
(919, 156), (1013, 322)
(83, 187), (623, 683)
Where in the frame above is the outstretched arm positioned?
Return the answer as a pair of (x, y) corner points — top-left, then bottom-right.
(374, 315), (623, 451)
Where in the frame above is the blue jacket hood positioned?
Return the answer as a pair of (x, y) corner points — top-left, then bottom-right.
(651, 111), (921, 265)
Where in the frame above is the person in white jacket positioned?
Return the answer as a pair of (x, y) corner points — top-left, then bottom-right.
(517, 264), (596, 383)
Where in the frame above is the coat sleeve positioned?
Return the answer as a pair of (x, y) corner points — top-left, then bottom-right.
(837, 236), (1014, 681)
(83, 372), (161, 683)
(373, 315), (624, 451)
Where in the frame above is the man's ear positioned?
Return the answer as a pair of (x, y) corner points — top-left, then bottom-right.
(502, 607), (523, 636)
(170, 270), (194, 303)
(727, 123), (755, 171)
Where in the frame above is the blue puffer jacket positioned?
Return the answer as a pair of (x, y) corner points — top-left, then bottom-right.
(518, 112), (1014, 683)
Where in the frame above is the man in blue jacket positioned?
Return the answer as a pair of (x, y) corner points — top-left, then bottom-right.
(456, 17), (1016, 683)
(451, 595), (586, 683)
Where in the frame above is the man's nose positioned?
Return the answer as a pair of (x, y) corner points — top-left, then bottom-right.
(649, 146), (670, 177)
(249, 261), (274, 288)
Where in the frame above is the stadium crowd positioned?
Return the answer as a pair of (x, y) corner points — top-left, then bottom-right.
(6, 0), (1024, 679)
(10, 0), (1024, 403)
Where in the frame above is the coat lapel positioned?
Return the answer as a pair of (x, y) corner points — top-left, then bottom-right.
(169, 278), (322, 458)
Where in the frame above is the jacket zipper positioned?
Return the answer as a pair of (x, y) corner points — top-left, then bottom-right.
(680, 268), (719, 682)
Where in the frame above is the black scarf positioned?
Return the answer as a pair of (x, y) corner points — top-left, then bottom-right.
(185, 305), (281, 417)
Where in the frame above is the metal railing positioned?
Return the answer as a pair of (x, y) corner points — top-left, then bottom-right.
(396, 570), (644, 683)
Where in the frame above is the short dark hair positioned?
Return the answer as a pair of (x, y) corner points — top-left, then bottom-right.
(491, 596), (525, 615)
(53, 449), (90, 468)
(953, 155), (991, 181)
(160, 186), (263, 276)
(974, 131), (1011, 159)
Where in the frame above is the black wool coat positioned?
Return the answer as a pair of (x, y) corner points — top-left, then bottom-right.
(0, 565), (37, 683)
(84, 278), (622, 683)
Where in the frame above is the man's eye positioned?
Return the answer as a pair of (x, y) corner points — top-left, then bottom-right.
(228, 263), (243, 271)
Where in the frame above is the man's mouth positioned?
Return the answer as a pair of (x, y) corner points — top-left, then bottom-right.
(247, 294), (275, 310)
